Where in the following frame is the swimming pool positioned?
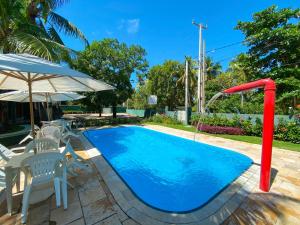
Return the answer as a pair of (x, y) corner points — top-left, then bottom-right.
(84, 126), (252, 212)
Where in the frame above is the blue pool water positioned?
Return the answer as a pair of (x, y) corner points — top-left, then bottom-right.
(84, 126), (252, 212)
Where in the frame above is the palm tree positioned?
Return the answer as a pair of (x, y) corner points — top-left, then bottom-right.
(0, 0), (88, 61)
(176, 56), (197, 105)
(205, 57), (222, 80)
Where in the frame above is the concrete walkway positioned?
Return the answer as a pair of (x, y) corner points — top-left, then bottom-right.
(0, 125), (299, 225)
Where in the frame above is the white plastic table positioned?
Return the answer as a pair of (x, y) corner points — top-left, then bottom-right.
(4, 153), (34, 215)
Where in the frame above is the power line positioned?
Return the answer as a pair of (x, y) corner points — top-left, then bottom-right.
(206, 41), (244, 54)
(205, 36), (299, 56)
(204, 37), (300, 65)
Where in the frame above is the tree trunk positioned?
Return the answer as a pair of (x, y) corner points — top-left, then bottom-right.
(98, 106), (103, 117)
(112, 105), (117, 118)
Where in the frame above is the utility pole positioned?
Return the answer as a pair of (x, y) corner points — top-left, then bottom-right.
(184, 59), (189, 125)
(192, 20), (207, 113)
(201, 40), (206, 113)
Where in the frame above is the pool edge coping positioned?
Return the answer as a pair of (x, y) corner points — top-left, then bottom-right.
(80, 125), (260, 225)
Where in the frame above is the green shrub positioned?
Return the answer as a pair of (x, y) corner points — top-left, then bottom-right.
(84, 117), (141, 127)
(274, 119), (300, 144)
(191, 114), (242, 128)
(191, 114), (300, 144)
(249, 118), (263, 136)
(144, 114), (181, 125)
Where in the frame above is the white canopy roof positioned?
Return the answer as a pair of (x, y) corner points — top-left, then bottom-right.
(0, 91), (85, 103)
(0, 54), (114, 92)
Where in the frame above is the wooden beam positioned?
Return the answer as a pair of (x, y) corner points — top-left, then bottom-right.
(47, 79), (57, 92)
(0, 75), (8, 86)
(32, 74), (60, 82)
(0, 71), (27, 81)
(69, 76), (96, 91)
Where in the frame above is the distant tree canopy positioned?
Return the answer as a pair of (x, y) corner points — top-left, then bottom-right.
(136, 5), (299, 114)
(70, 39), (148, 117)
(235, 5), (300, 112)
(146, 60), (185, 110)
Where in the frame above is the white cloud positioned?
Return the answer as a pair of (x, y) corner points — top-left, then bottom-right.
(127, 19), (140, 34)
(118, 19), (125, 30)
(105, 30), (113, 36)
(118, 19), (140, 34)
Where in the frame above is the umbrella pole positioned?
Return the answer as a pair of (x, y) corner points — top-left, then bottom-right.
(28, 75), (35, 138)
(46, 93), (50, 121)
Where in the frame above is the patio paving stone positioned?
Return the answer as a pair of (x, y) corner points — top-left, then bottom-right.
(67, 218), (85, 225)
(82, 198), (115, 225)
(112, 204), (129, 222)
(78, 180), (107, 206)
(50, 200), (83, 225)
(27, 201), (50, 225)
(126, 208), (166, 225)
(94, 214), (122, 225)
(122, 219), (140, 225)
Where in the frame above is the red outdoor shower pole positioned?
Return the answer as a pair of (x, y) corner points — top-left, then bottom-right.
(223, 78), (276, 192)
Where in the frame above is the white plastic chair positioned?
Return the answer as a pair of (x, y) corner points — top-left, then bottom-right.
(0, 144), (19, 190)
(24, 138), (59, 154)
(0, 143), (17, 162)
(19, 125), (40, 144)
(62, 140), (91, 176)
(0, 169), (6, 189)
(21, 152), (67, 224)
(50, 119), (80, 143)
(40, 126), (62, 147)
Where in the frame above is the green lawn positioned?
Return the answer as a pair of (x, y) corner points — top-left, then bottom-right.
(144, 122), (300, 152)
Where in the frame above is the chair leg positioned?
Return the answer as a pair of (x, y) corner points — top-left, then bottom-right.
(62, 179), (68, 210)
(19, 134), (33, 144)
(24, 173), (28, 189)
(54, 178), (61, 208)
(21, 185), (32, 224)
(16, 171), (20, 192)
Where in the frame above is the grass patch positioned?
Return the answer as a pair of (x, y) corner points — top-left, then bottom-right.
(144, 122), (300, 152)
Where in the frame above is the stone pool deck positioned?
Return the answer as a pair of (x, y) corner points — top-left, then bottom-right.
(0, 124), (299, 224)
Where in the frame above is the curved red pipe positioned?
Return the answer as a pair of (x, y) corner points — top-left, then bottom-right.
(223, 78), (276, 192)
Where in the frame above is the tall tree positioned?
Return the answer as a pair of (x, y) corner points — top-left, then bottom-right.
(176, 57), (197, 105)
(71, 39), (148, 118)
(0, 0), (87, 61)
(205, 57), (222, 80)
(236, 5), (300, 112)
(128, 81), (152, 109)
(147, 60), (184, 109)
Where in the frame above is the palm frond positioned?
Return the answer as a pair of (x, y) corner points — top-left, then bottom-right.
(18, 20), (51, 39)
(48, 26), (64, 44)
(7, 31), (56, 60)
(41, 37), (76, 55)
(45, 0), (70, 9)
(48, 11), (88, 46)
(41, 37), (78, 62)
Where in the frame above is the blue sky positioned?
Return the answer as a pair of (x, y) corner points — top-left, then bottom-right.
(57, 0), (298, 81)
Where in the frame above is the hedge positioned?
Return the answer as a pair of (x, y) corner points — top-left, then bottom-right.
(191, 114), (300, 144)
(83, 117), (141, 127)
(197, 124), (244, 135)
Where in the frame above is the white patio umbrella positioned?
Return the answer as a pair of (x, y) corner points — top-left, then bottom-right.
(0, 54), (114, 136)
(0, 90), (85, 102)
(0, 90), (86, 120)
